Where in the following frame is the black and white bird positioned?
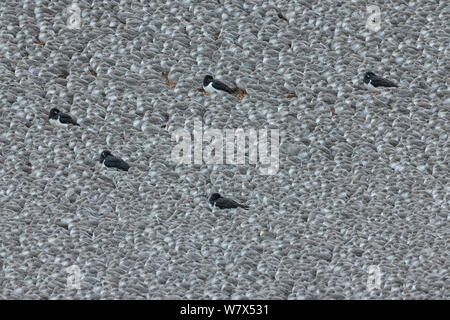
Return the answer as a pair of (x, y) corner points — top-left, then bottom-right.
(48, 108), (79, 127)
(209, 193), (249, 210)
(203, 75), (235, 95)
(363, 71), (398, 92)
(99, 150), (130, 171)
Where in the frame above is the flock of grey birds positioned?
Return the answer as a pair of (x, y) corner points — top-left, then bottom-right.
(47, 75), (253, 209)
(48, 70), (400, 210)
(0, 0), (448, 299)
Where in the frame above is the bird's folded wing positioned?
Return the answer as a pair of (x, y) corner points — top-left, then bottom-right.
(372, 76), (398, 87)
(59, 113), (78, 125)
(105, 157), (130, 171)
(216, 197), (247, 209)
(212, 81), (235, 94)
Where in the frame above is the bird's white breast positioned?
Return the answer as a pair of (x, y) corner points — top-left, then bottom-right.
(49, 118), (68, 128)
(364, 82), (380, 92)
(203, 82), (216, 94)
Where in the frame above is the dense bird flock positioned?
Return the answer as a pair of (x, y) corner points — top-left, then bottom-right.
(0, 0), (448, 299)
